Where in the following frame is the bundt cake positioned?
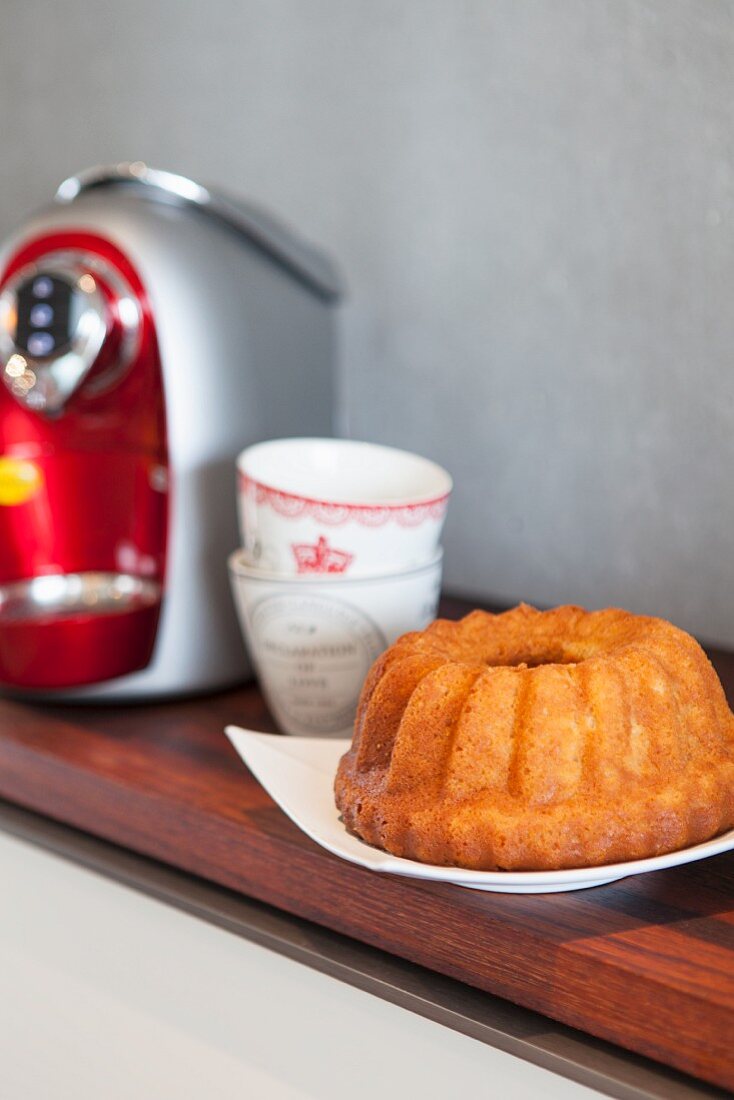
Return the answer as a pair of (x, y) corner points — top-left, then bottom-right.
(334, 604), (734, 871)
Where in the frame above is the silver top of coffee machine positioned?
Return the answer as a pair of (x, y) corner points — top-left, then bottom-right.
(55, 161), (342, 302)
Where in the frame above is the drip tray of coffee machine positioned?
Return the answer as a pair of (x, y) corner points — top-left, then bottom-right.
(0, 572), (161, 619)
(0, 573), (163, 690)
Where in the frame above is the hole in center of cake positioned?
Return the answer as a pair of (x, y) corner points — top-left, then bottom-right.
(484, 648), (580, 669)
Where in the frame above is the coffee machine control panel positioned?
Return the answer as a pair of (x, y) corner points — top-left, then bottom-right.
(14, 274), (75, 359)
(0, 250), (141, 416)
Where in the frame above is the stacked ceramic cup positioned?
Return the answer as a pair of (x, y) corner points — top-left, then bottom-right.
(228, 438), (452, 736)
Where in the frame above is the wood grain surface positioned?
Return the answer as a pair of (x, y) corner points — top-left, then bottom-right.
(0, 598), (732, 1091)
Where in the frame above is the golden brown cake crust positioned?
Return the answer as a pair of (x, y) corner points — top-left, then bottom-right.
(334, 604), (734, 871)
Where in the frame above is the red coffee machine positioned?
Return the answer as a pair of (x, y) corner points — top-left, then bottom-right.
(0, 163), (339, 699)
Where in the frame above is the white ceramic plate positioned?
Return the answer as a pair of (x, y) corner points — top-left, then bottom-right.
(225, 727), (734, 894)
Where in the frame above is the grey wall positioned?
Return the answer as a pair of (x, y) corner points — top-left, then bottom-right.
(1, 0), (732, 644)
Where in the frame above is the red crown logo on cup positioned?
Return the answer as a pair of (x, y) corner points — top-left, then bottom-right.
(291, 535), (354, 575)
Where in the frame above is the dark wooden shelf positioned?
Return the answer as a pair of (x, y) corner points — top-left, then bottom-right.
(0, 597), (732, 1092)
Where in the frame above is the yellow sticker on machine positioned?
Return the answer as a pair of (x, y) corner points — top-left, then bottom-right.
(0, 457), (43, 504)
